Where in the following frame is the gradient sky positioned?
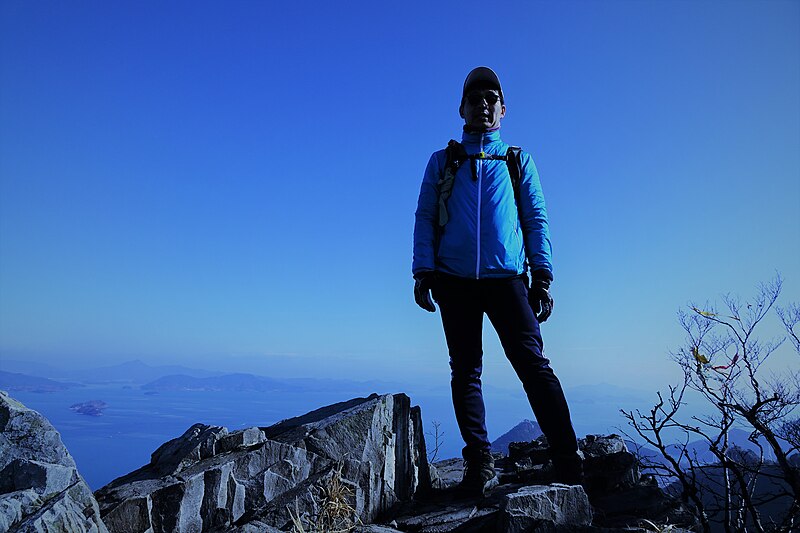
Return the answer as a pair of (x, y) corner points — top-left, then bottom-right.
(1, 0), (798, 392)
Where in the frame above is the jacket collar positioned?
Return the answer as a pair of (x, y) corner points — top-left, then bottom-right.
(461, 127), (502, 145)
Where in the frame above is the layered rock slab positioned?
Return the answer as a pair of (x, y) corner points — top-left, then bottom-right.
(501, 484), (592, 532)
(389, 481), (592, 533)
(95, 393), (430, 532)
(0, 389), (109, 533)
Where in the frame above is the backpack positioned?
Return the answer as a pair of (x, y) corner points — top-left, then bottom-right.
(436, 139), (524, 229)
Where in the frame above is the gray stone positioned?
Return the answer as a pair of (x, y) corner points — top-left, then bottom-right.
(227, 520), (283, 532)
(395, 503), (488, 531)
(503, 433), (641, 493)
(148, 423), (229, 476)
(429, 458), (462, 490)
(579, 434), (627, 458)
(0, 489), (41, 532)
(96, 393), (430, 532)
(501, 484), (593, 533)
(98, 437), (329, 532)
(579, 434), (640, 494)
(508, 436), (552, 466)
(217, 427), (266, 453)
(353, 525), (405, 533)
(0, 390), (109, 532)
(1, 458), (75, 496)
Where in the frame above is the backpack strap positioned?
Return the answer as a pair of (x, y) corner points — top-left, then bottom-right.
(438, 140), (468, 227)
(506, 146), (523, 209)
(436, 142), (524, 229)
(506, 146), (528, 277)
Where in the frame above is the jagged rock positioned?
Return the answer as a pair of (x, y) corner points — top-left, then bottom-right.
(429, 458), (462, 490)
(500, 484), (593, 532)
(217, 427), (266, 454)
(581, 434), (626, 457)
(484, 431), (695, 531)
(96, 393), (430, 532)
(225, 519), (283, 532)
(580, 434), (639, 493)
(393, 500), (498, 532)
(502, 433), (638, 492)
(149, 423), (229, 476)
(502, 436), (554, 483)
(354, 525), (405, 533)
(0, 389), (109, 532)
(388, 479), (596, 533)
(0, 386), (709, 533)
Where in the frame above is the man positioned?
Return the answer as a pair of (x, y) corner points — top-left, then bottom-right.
(412, 67), (582, 495)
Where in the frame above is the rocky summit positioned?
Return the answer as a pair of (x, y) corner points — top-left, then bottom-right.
(377, 434), (696, 533)
(0, 390), (108, 533)
(94, 393), (430, 532)
(1, 390), (696, 532)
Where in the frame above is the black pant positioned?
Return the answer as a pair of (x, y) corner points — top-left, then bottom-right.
(432, 273), (578, 459)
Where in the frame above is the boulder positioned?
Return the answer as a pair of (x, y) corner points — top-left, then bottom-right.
(580, 434), (639, 493)
(393, 499), (498, 532)
(95, 393), (430, 532)
(148, 423), (230, 476)
(503, 436), (555, 483)
(500, 484), (593, 533)
(0, 389), (109, 532)
(388, 479), (595, 533)
(487, 431), (694, 531)
(429, 458), (462, 490)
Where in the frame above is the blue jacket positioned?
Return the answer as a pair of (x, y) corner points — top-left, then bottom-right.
(413, 129), (552, 279)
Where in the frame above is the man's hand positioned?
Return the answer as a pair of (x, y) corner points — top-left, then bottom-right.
(414, 272), (436, 312)
(528, 273), (554, 323)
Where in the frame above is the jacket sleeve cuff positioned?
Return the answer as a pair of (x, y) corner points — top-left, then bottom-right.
(531, 268), (553, 283)
(413, 270), (435, 281)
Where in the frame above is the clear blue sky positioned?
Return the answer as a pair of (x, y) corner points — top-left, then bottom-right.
(1, 0), (798, 391)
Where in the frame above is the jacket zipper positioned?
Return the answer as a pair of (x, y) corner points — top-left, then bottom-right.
(476, 136), (483, 279)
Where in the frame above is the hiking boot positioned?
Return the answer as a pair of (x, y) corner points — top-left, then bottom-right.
(551, 451), (584, 486)
(459, 450), (499, 496)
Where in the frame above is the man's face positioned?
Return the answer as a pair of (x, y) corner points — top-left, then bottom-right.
(460, 87), (506, 131)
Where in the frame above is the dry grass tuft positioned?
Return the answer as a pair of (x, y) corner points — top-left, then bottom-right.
(288, 462), (359, 533)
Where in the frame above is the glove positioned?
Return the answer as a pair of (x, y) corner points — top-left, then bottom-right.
(413, 272), (436, 312)
(528, 270), (554, 323)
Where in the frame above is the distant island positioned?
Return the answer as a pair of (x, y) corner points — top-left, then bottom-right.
(2, 359), (404, 395)
(0, 371), (80, 393)
(70, 400), (108, 416)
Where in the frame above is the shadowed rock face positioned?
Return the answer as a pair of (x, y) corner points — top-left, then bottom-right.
(391, 434), (696, 533)
(0, 390), (109, 533)
(94, 393), (430, 532)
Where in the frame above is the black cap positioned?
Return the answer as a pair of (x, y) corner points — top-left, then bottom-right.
(462, 66), (503, 97)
